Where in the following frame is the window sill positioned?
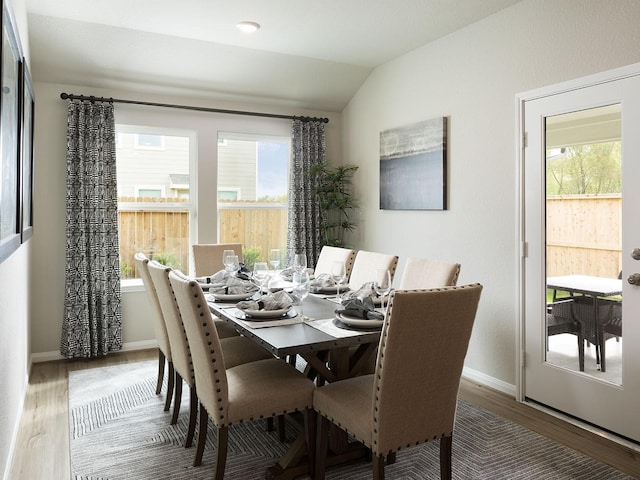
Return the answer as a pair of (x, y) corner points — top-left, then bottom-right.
(121, 278), (145, 293)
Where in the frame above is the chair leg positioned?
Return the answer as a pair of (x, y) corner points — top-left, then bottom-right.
(386, 452), (396, 464)
(277, 415), (286, 442)
(194, 403), (208, 467)
(600, 333), (607, 373)
(164, 362), (175, 412)
(185, 386), (198, 448)
(373, 455), (385, 480)
(156, 349), (165, 395)
(440, 435), (452, 480)
(304, 410), (316, 477)
(578, 327), (585, 372)
(215, 426), (229, 480)
(171, 373), (182, 425)
(315, 415), (330, 480)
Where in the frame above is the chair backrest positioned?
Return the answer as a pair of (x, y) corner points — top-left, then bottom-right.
(134, 252), (172, 360)
(169, 269), (229, 423)
(347, 250), (399, 290)
(192, 243), (243, 277)
(148, 260), (194, 386)
(314, 246), (356, 278)
(398, 257), (461, 290)
(372, 284), (482, 455)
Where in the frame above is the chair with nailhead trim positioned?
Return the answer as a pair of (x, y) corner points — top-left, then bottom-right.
(148, 261), (273, 450)
(169, 269), (316, 477)
(398, 257), (461, 290)
(313, 284), (483, 480)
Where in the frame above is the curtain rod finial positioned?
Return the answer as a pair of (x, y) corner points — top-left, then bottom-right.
(60, 92), (70, 100)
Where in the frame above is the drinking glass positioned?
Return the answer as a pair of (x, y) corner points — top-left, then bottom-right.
(374, 269), (392, 313)
(225, 255), (239, 274)
(292, 270), (311, 319)
(253, 262), (269, 292)
(293, 253), (307, 273)
(222, 249), (236, 272)
(269, 249), (281, 271)
(331, 260), (347, 300)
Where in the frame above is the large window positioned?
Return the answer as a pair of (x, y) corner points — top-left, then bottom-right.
(217, 132), (290, 268)
(116, 125), (194, 281)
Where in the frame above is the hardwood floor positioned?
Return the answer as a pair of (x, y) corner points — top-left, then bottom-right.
(7, 349), (640, 479)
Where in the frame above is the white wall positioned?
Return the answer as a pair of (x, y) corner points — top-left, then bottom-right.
(30, 82), (342, 357)
(341, 0), (640, 387)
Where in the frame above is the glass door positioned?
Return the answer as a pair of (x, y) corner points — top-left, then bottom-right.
(521, 69), (640, 443)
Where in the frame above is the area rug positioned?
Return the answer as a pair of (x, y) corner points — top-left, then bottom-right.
(69, 360), (634, 480)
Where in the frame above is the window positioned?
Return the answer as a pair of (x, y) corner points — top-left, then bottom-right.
(217, 132), (290, 268)
(116, 125), (194, 282)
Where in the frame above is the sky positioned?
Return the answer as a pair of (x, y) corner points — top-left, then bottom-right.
(257, 141), (288, 199)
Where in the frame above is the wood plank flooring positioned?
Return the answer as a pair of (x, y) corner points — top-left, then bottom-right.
(7, 349), (640, 479)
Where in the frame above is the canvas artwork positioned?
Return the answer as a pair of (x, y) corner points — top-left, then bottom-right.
(379, 117), (447, 210)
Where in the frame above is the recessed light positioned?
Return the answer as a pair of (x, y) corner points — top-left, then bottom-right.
(236, 21), (260, 33)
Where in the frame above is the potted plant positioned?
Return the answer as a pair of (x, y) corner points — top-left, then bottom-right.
(309, 163), (359, 247)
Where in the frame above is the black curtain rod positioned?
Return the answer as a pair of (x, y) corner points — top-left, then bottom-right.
(59, 92), (329, 123)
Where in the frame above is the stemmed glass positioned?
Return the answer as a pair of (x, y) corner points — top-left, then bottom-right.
(269, 249), (281, 272)
(253, 262), (269, 293)
(331, 260), (347, 300)
(374, 269), (392, 313)
(222, 250), (236, 272)
(224, 255), (239, 274)
(293, 253), (307, 273)
(292, 270), (310, 319)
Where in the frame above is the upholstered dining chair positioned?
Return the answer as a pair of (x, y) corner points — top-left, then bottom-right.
(169, 269), (317, 476)
(192, 243), (243, 277)
(313, 246), (356, 278)
(134, 252), (174, 412)
(313, 284), (483, 480)
(347, 250), (399, 292)
(398, 257), (461, 289)
(148, 261), (274, 448)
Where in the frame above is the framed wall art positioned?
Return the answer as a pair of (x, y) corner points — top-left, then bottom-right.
(0, 0), (23, 263)
(379, 117), (448, 210)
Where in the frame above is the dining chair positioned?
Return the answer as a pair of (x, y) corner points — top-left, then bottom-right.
(547, 299), (585, 371)
(169, 269), (317, 476)
(313, 246), (356, 278)
(148, 261), (274, 448)
(347, 250), (399, 291)
(598, 298), (622, 373)
(313, 284), (483, 480)
(192, 243), (243, 276)
(398, 257), (461, 289)
(134, 252), (174, 412)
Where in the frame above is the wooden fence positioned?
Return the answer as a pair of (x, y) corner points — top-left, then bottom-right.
(118, 198), (287, 278)
(546, 194), (621, 277)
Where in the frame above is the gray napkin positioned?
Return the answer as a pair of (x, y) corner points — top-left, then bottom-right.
(310, 273), (338, 292)
(280, 267), (314, 282)
(200, 270), (259, 295)
(336, 294), (384, 320)
(236, 290), (293, 311)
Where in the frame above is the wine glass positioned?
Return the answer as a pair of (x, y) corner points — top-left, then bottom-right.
(293, 253), (307, 273)
(292, 270), (311, 319)
(269, 249), (281, 272)
(253, 262), (269, 292)
(331, 260), (347, 300)
(374, 269), (392, 313)
(222, 249), (236, 272)
(225, 255), (239, 274)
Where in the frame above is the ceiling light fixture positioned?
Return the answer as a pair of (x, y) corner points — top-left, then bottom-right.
(236, 21), (260, 33)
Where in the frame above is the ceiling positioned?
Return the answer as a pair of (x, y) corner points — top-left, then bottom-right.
(25, 0), (521, 112)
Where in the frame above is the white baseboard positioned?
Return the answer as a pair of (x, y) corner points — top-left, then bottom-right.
(30, 339), (159, 364)
(462, 365), (516, 397)
(3, 371), (28, 480)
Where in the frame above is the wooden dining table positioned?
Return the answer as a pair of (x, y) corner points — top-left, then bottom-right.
(208, 292), (382, 479)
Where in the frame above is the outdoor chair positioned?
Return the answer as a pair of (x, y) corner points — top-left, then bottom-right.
(598, 299), (622, 373)
(313, 284), (483, 480)
(547, 298), (585, 372)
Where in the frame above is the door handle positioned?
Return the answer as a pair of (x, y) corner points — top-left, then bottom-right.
(627, 273), (640, 285)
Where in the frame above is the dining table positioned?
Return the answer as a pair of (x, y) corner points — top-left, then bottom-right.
(547, 274), (622, 370)
(208, 290), (383, 479)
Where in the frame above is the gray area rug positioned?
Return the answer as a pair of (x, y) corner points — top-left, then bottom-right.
(69, 360), (634, 480)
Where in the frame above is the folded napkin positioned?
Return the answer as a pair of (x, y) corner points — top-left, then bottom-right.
(280, 267), (314, 282)
(335, 295), (384, 320)
(236, 290), (293, 311)
(199, 270), (259, 296)
(310, 273), (338, 292)
(340, 281), (377, 301)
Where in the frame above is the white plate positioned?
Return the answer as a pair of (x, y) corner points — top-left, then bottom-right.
(240, 307), (292, 319)
(335, 312), (383, 329)
(211, 292), (256, 301)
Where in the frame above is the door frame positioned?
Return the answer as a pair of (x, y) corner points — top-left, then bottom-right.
(515, 62), (640, 412)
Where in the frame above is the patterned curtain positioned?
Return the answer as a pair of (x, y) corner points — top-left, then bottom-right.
(61, 101), (122, 358)
(286, 119), (326, 269)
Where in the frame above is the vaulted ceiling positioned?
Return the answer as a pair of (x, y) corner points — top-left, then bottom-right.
(25, 0), (522, 112)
